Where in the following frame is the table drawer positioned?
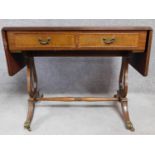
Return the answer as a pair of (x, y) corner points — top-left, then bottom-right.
(7, 31), (147, 51)
(78, 32), (147, 51)
(7, 32), (76, 50)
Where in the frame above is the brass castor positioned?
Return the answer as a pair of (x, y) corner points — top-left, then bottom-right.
(125, 121), (135, 132)
(24, 121), (31, 131)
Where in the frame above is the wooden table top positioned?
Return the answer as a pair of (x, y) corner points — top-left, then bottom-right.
(1, 26), (153, 77)
(2, 26), (153, 31)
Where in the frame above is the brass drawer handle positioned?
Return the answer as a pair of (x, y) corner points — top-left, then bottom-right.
(103, 37), (116, 44)
(38, 37), (51, 45)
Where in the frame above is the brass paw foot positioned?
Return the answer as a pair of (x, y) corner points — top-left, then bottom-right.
(125, 121), (135, 132)
(24, 121), (31, 131)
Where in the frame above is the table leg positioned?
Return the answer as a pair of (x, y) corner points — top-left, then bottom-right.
(23, 56), (134, 131)
(115, 57), (135, 131)
(24, 57), (43, 131)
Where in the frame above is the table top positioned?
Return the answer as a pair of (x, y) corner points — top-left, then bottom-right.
(2, 26), (153, 31)
(1, 26), (153, 77)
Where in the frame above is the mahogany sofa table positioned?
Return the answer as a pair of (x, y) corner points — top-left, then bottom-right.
(2, 26), (153, 131)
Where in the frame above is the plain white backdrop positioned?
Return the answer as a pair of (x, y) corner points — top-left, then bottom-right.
(0, 0), (155, 155)
(0, 0), (154, 19)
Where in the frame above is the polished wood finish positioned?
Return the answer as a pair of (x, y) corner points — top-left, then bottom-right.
(7, 31), (147, 51)
(129, 30), (153, 76)
(2, 30), (25, 76)
(24, 56), (134, 131)
(2, 26), (152, 76)
(1, 26), (153, 132)
(2, 26), (152, 31)
(7, 32), (76, 51)
(115, 57), (134, 131)
(78, 32), (147, 51)
(30, 97), (118, 102)
(24, 57), (43, 131)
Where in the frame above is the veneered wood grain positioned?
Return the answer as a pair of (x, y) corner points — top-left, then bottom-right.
(7, 32), (76, 51)
(78, 32), (147, 51)
(7, 31), (147, 52)
(2, 26), (152, 31)
(1, 26), (153, 76)
(2, 30), (26, 76)
(129, 30), (153, 76)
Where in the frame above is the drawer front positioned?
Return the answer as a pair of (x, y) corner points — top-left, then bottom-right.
(7, 31), (147, 51)
(7, 32), (76, 50)
(78, 32), (147, 50)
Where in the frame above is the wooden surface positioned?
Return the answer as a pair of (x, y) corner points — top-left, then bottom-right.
(1, 26), (153, 131)
(2, 26), (152, 31)
(7, 31), (146, 51)
(24, 56), (135, 131)
(1, 29), (26, 76)
(7, 32), (76, 51)
(1, 26), (153, 76)
(78, 32), (146, 50)
(129, 30), (153, 76)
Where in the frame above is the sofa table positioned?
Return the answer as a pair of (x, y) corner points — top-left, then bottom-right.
(2, 27), (153, 131)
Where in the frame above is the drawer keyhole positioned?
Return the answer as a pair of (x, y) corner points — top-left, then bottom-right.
(38, 37), (51, 45)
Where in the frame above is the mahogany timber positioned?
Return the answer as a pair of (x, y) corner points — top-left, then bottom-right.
(2, 26), (153, 76)
(7, 31), (146, 51)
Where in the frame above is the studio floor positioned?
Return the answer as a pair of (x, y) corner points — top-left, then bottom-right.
(0, 93), (154, 135)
